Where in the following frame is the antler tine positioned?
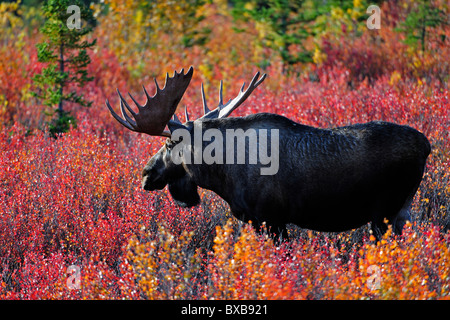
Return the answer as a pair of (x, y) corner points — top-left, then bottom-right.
(117, 89), (137, 119)
(119, 99), (138, 130)
(106, 98), (135, 131)
(164, 72), (170, 88)
(109, 89), (138, 131)
(153, 78), (161, 93)
(128, 92), (142, 108)
(201, 83), (210, 114)
(185, 106), (190, 122)
(218, 80), (223, 106)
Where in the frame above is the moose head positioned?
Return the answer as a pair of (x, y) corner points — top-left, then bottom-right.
(106, 67), (266, 208)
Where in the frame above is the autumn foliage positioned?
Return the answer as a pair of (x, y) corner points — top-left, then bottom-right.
(0, 0), (449, 299)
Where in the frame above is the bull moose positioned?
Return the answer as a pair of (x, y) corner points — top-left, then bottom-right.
(106, 67), (431, 241)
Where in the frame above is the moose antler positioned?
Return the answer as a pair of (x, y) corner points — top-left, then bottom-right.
(106, 67), (266, 136)
(199, 71), (266, 119)
(106, 67), (194, 137)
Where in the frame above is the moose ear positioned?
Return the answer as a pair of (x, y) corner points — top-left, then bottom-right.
(168, 175), (200, 208)
(167, 119), (187, 134)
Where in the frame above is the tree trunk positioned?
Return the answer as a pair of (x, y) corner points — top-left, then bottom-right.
(58, 43), (64, 114)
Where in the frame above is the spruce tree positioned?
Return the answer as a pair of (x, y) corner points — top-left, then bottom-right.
(33, 0), (96, 137)
(397, 0), (446, 54)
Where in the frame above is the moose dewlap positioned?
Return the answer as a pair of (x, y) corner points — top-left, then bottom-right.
(106, 67), (431, 241)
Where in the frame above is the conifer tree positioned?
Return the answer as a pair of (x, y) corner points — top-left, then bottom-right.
(33, 0), (96, 137)
(398, 0), (446, 54)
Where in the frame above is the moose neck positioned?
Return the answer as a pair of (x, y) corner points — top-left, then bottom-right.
(181, 115), (281, 204)
(182, 119), (232, 200)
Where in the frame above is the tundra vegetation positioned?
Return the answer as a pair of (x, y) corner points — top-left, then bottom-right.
(0, 0), (449, 299)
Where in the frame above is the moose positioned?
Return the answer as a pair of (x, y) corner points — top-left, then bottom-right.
(106, 67), (431, 241)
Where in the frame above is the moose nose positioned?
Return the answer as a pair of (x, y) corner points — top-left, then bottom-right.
(141, 166), (151, 189)
(142, 176), (150, 190)
(142, 167), (150, 178)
